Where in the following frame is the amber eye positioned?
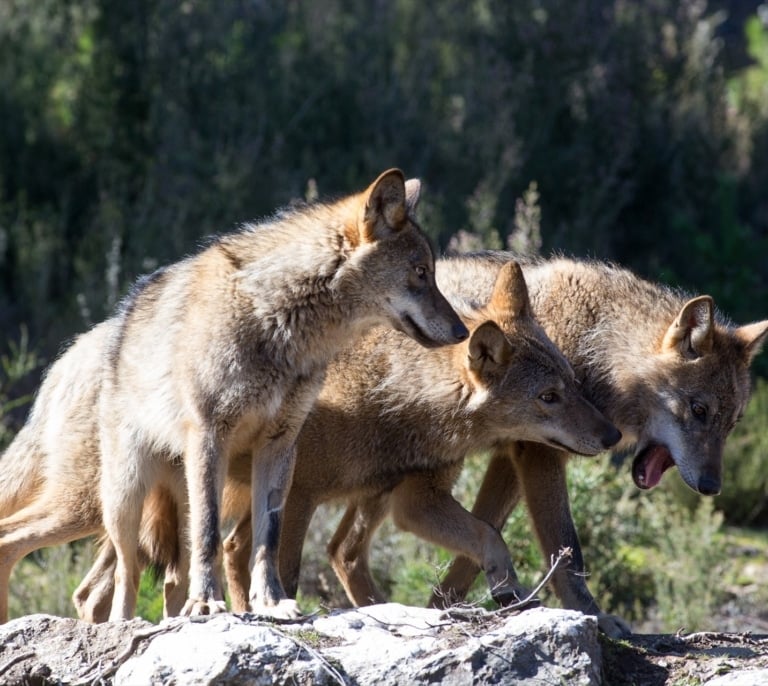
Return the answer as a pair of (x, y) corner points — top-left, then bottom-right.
(691, 401), (707, 421)
(539, 391), (559, 404)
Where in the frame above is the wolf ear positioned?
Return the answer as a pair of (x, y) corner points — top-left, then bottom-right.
(661, 296), (714, 358)
(404, 178), (421, 215)
(468, 321), (512, 378)
(489, 261), (532, 322)
(735, 320), (768, 364)
(359, 168), (407, 243)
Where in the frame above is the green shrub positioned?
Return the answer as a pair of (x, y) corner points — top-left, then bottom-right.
(715, 378), (768, 526)
(0, 327), (40, 450)
(8, 541), (96, 620)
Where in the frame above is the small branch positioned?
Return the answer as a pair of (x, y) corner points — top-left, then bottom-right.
(438, 547), (573, 621)
(356, 608), (454, 632)
(492, 547), (572, 616)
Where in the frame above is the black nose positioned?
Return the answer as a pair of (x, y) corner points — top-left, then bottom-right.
(453, 322), (469, 341)
(697, 475), (721, 496)
(602, 426), (622, 449)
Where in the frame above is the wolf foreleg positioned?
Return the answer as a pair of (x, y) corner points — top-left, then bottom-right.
(514, 443), (632, 637)
(429, 447), (522, 607)
(248, 439), (301, 619)
(180, 427), (227, 617)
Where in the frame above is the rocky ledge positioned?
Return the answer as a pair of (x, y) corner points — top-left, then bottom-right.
(0, 604), (767, 685)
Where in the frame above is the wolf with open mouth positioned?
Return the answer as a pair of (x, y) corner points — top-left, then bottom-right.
(423, 252), (768, 635)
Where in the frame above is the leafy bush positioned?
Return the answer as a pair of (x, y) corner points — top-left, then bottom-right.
(0, 326), (39, 450)
(8, 542), (96, 620)
(715, 379), (768, 526)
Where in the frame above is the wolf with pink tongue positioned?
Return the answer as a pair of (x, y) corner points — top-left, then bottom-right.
(418, 252), (768, 634)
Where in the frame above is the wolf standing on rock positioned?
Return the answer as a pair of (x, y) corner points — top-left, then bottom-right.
(70, 259), (621, 625)
(97, 169), (467, 621)
(69, 251), (767, 638)
(224, 251), (768, 638)
(409, 253), (768, 635)
(218, 260), (621, 615)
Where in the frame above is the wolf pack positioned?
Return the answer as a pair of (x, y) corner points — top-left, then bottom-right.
(1, 169), (767, 638)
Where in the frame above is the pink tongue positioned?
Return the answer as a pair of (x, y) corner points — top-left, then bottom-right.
(640, 446), (672, 488)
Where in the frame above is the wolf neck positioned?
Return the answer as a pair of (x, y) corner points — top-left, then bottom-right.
(224, 214), (368, 370)
(526, 259), (686, 439)
(372, 338), (486, 454)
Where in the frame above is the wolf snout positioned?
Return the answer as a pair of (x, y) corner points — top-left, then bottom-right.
(697, 474), (721, 496)
(602, 425), (622, 450)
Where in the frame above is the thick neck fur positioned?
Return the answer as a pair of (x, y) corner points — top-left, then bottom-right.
(358, 322), (507, 462)
(352, 331), (480, 458)
(520, 258), (737, 442)
(437, 253), (742, 447)
(215, 199), (374, 372)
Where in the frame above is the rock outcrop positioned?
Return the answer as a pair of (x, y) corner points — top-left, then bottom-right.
(3, 603), (768, 684)
(0, 605), (601, 685)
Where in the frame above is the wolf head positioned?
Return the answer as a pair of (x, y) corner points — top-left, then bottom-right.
(631, 295), (768, 495)
(465, 261), (621, 456)
(346, 169), (468, 348)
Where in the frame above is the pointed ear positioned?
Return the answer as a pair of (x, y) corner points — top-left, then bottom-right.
(359, 169), (407, 243)
(735, 320), (768, 364)
(661, 296), (714, 358)
(404, 178), (421, 215)
(489, 261), (532, 321)
(468, 321), (512, 378)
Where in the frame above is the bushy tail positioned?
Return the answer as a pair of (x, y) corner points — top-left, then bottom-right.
(0, 424), (45, 519)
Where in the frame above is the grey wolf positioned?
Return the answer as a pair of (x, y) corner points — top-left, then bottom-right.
(75, 259), (620, 624)
(221, 253), (767, 637)
(404, 252), (768, 636)
(220, 259), (620, 615)
(0, 169), (468, 623)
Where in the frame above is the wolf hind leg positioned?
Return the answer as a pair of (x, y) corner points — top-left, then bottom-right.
(0, 502), (101, 623)
(100, 428), (160, 621)
(279, 486), (318, 600)
(327, 494), (390, 606)
(73, 538), (119, 623)
(222, 511), (252, 613)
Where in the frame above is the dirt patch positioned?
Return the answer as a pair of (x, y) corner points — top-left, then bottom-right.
(601, 631), (768, 685)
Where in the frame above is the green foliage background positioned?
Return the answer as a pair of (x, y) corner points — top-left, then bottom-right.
(2, 0), (768, 631)
(1, 0), (767, 356)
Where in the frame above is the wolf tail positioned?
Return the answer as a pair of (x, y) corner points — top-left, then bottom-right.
(0, 423), (45, 518)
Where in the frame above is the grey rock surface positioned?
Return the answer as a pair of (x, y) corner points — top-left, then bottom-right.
(0, 605), (601, 685)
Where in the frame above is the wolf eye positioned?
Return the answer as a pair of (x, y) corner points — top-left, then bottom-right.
(414, 265), (426, 279)
(691, 401), (707, 421)
(539, 391), (559, 404)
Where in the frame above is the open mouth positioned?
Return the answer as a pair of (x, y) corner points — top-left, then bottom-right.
(400, 314), (442, 349)
(631, 444), (676, 490)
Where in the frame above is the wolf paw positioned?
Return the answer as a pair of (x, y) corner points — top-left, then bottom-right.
(597, 612), (632, 638)
(180, 597), (228, 617)
(248, 598), (303, 620)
